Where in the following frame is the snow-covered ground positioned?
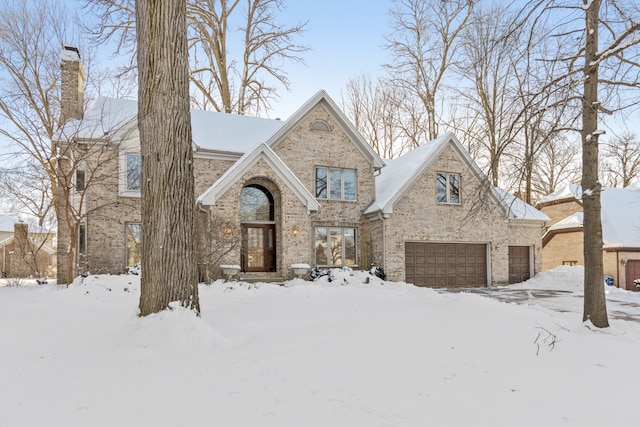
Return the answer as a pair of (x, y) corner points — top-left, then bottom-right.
(2, 267), (639, 426)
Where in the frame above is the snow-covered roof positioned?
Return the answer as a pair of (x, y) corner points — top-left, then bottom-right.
(56, 97), (285, 155)
(537, 183), (582, 205)
(364, 132), (547, 221)
(548, 212), (584, 231)
(365, 133), (454, 216)
(545, 186), (640, 248)
(601, 187), (640, 248)
(494, 188), (551, 222)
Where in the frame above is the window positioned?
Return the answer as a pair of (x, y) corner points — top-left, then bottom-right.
(240, 185), (274, 222)
(563, 260), (578, 266)
(76, 170), (85, 191)
(126, 154), (141, 191)
(436, 172), (460, 204)
(126, 223), (142, 267)
(314, 227), (356, 266)
(78, 224), (86, 256)
(315, 167), (356, 201)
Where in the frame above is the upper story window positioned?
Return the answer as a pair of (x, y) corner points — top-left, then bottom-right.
(126, 154), (141, 191)
(75, 170), (85, 191)
(315, 167), (356, 201)
(119, 151), (141, 197)
(310, 120), (330, 132)
(436, 172), (460, 204)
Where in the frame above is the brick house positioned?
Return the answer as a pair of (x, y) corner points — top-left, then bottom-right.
(55, 50), (548, 286)
(537, 183), (640, 291)
(0, 215), (56, 279)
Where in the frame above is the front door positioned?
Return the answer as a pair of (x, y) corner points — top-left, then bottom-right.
(242, 224), (276, 272)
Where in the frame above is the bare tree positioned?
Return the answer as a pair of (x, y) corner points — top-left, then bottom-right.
(384, 0), (474, 141)
(530, 138), (581, 199)
(601, 131), (640, 187)
(136, 0), (200, 315)
(83, 0), (307, 116)
(196, 213), (242, 282)
(523, 0), (640, 327)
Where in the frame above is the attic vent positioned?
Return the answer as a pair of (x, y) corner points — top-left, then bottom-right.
(310, 120), (330, 132)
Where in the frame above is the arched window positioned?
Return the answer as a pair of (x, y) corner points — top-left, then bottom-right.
(240, 184), (274, 222)
(310, 120), (330, 132)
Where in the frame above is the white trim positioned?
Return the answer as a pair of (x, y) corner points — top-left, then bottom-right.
(265, 90), (385, 170)
(118, 150), (141, 198)
(198, 144), (320, 213)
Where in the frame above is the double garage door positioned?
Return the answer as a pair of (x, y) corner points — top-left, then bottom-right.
(405, 242), (487, 288)
(405, 243), (531, 288)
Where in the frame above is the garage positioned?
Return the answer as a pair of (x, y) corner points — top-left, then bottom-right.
(625, 260), (640, 291)
(508, 246), (531, 284)
(405, 242), (487, 288)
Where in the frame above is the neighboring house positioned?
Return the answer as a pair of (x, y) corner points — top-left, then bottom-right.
(537, 183), (640, 291)
(0, 215), (56, 279)
(54, 49), (548, 286)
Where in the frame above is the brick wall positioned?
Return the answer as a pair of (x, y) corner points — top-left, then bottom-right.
(541, 230), (584, 271)
(379, 144), (543, 284)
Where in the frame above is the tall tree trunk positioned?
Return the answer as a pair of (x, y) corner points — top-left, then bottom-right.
(136, 0), (200, 315)
(581, 0), (608, 327)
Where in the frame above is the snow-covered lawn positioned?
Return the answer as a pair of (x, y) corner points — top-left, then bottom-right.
(1, 267), (639, 426)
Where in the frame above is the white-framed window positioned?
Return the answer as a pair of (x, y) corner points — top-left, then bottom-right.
(75, 170), (85, 191)
(314, 227), (356, 266)
(315, 167), (356, 201)
(436, 172), (460, 204)
(119, 152), (141, 197)
(125, 222), (142, 267)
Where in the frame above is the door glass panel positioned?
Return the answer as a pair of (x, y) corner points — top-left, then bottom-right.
(344, 228), (356, 265)
(330, 227), (343, 265)
(315, 227), (327, 265)
(240, 186), (273, 222)
(246, 228), (265, 268)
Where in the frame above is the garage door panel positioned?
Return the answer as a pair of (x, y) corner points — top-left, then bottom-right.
(406, 242), (487, 288)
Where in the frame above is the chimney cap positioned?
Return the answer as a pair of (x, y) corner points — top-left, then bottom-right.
(61, 45), (81, 62)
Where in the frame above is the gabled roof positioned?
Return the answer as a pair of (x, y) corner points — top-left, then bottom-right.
(0, 235), (56, 255)
(364, 132), (546, 221)
(197, 143), (320, 213)
(265, 90), (385, 170)
(543, 186), (640, 248)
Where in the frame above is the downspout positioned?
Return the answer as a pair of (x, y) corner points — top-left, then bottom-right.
(377, 212), (386, 273)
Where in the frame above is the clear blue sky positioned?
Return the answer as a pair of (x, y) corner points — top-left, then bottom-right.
(267, 0), (392, 118)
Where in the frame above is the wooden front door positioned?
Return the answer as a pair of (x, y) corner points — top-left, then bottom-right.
(242, 224), (276, 272)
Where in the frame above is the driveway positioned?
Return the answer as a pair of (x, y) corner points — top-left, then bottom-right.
(438, 286), (640, 323)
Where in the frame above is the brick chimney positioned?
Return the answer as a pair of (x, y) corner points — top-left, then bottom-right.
(59, 45), (85, 125)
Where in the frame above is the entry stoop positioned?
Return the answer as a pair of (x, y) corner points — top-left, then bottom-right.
(239, 273), (285, 285)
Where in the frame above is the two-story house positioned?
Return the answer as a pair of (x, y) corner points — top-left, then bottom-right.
(55, 47), (548, 286)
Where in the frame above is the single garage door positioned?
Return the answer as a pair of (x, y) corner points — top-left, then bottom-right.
(508, 246), (531, 284)
(625, 260), (640, 291)
(405, 242), (487, 288)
